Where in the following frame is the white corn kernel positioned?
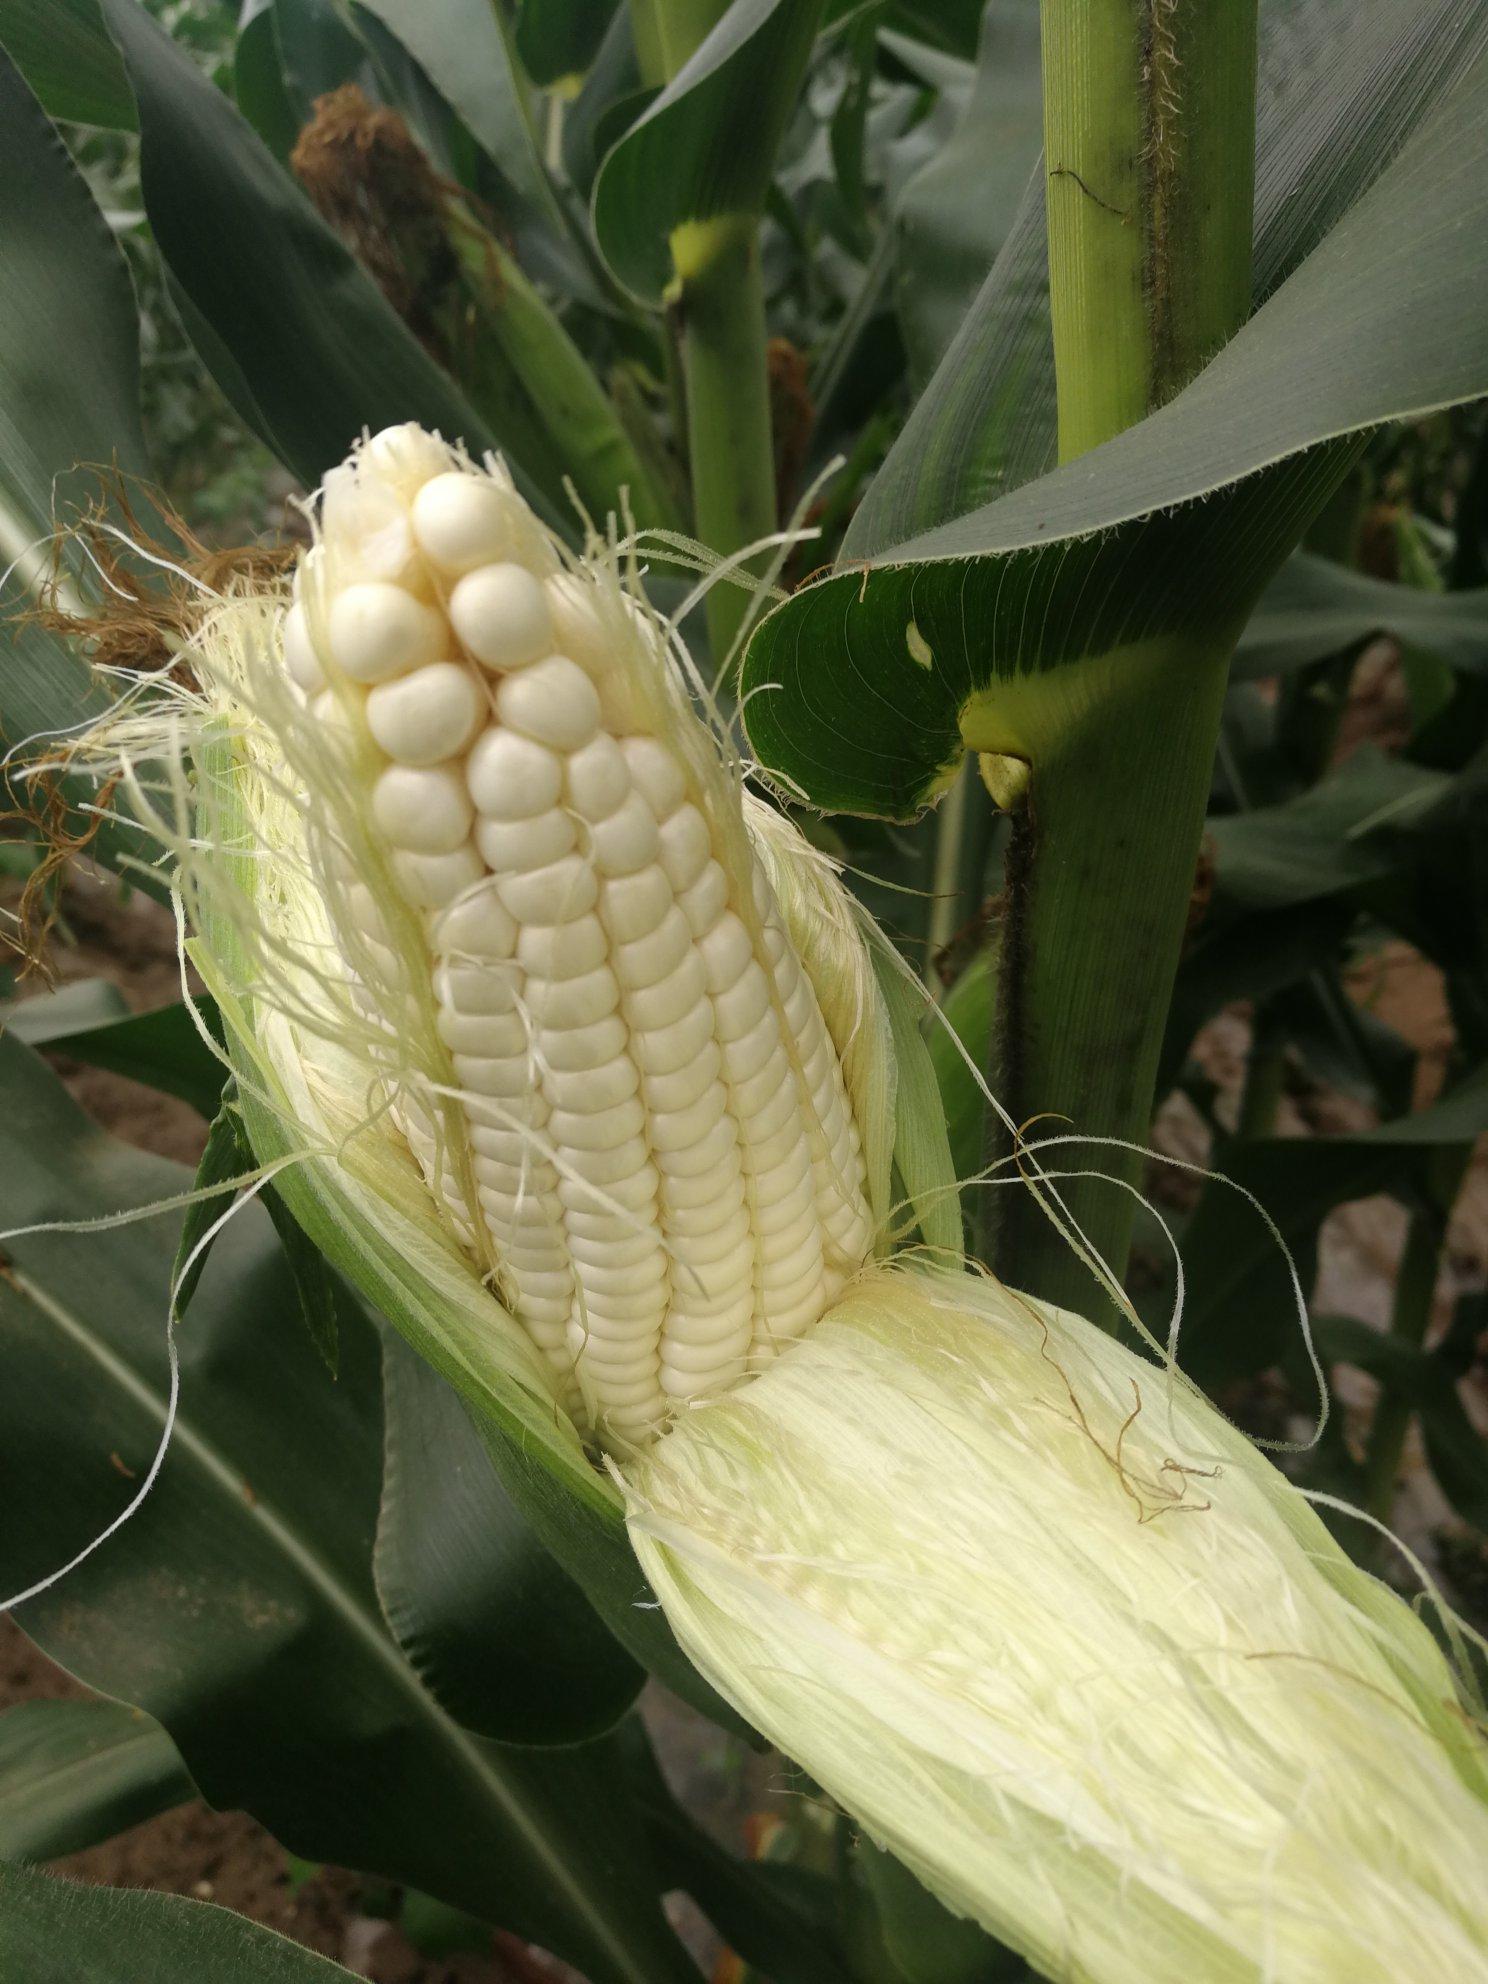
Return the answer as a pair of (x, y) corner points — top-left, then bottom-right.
(574, 1283), (668, 1326)
(565, 1135), (653, 1189)
(724, 1010), (783, 1084)
(449, 562), (553, 671)
(544, 1057), (639, 1111)
(344, 881), (388, 937)
(626, 951), (707, 1031)
(411, 473), (513, 574)
(291, 543), (323, 604)
(569, 1229), (658, 1271)
(432, 886), (518, 959)
(537, 1014), (628, 1073)
(655, 1114), (737, 1179)
(549, 1097), (647, 1152)
(496, 655), (601, 751)
(497, 853), (599, 925)
(466, 726), (564, 819)
(329, 582), (444, 683)
(676, 861), (729, 935)
(373, 764), (473, 854)
(471, 1123), (547, 1166)
(698, 912), (754, 992)
(748, 1077), (802, 1143)
(587, 793), (660, 876)
(454, 1055), (531, 1099)
(560, 1166), (659, 1216)
(358, 423), (452, 499)
(545, 571), (608, 664)
(664, 1304), (758, 1349)
(436, 960), (520, 1016)
(648, 1083), (727, 1154)
(394, 844), (486, 908)
(712, 963), (773, 1040)
(666, 1195), (753, 1241)
(523, 963), (620, 1028)
(437, 1008), (528, 1055)
(282, 601), (325, 692)
(754, 1174), (818, 1237)
(631, 999), (715, 1075)
(322, 477), (421, 588)
(615, 907), (693, 990)
(658, 806), (711, 892)
(566, 1209), (655, 1250)
(565, 735), (630, 821)
(661, 1355), (749, 1401)
(659, 1150), (742, 1209)
(621, 735), (686, 815)
(366, 662), (483, 765)
(475, 808), (576, 873)
(599, 866), (672, 945)
(641, 1041), (722, 1113)
(518, 915), (608, 979)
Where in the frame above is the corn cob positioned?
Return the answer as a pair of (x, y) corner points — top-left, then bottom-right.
(282, 425), (875, 1447)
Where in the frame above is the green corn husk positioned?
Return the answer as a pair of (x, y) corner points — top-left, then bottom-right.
(627, 1262), (1488, 1981)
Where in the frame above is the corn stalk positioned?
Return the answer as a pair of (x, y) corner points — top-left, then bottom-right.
(630, 0), (783, 659)
(980, 0), (1259, 1315)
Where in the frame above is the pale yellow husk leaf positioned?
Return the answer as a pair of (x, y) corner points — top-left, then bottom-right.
(625, 1261), (1488, 1984)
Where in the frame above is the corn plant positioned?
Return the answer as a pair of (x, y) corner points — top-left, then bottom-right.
(2, 3), (1488, 1982)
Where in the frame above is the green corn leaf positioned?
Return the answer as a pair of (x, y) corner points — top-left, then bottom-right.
(516, 0), (619, 88)
(354, 0), (581, 262)
(1204, 751), (1451, 920)
(1236, 552), (1488, 680)
(0, 1036), (703, 1984)
(2, 977), (128, 1034)
(879, 0), (987, 61)
(272, 0), (376, 118)
(742, 48), (1488, 817)
(592, 0), (826, 304)
(1313, 1315), (1488, 1531)
(0, 39), (145, 662)
(374, 1332), (644, 1744)
(848, 1835), (1023, 1984)
(0, 1859), (360, 1982)
(234, 2), (300, 163)
(0, 43), (160, 883)
(926, 947), (996, 1188)
(625, 1723), (854, 1984)
(0, 46), (146, 546)
(1, 986), (226, 1119)
(95, 0), (559, 518)
(563, 8), (644, 198)
(869, 936), (963, 1257)
(0, 0), (133, 129)
(1175, 1062), (1488, 1386)
(0, 1700), (192, 1864)
(260, 1180), (342, 1378)
(849, 0), (1488, 561)
(1160, 751), (1466, 1088)
(169, 1079), (247, 1319)
(889, 0), (1042, 390)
